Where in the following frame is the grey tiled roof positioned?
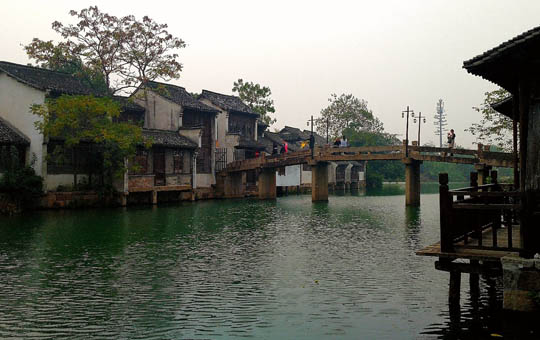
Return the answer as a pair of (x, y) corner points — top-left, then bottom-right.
(279, 126), (310, 142)
(490, 96), (513, 119)
(0, 61), (96, 95)
(0, 116), (30, 145)
(200, 90), (258, 117)
(236, 136), (266, 150)
(112, 96), (145, 113)
(143, 129), (197, 149)
(463, 26), (540, 69)
(145, 81), (217, 113)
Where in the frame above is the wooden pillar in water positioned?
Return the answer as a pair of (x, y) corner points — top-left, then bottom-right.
(403, 158), (421, 206)
(312, 162), (329, 202)
(474, 163), (491, 185)
(469, 260), (480, 301)
(449, 270), (461, 307)
(258, 168), (276, 200)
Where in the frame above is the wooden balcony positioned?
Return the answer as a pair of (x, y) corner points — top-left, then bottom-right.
(417, 171), (529, 261)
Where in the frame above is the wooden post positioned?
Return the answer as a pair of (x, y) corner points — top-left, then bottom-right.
(312, 162), (329, 202)
(449, 270), (461, 307)
(152, 190), (158, 205)
(258, 168), (276, 199)
(403, 158), (421, 206)
(518, 79), (531, 257)
(512, 97), (519, 189)
(439, 173), (453, 252)
(469, 260), (480, 301)
(474, 163), (491, 186)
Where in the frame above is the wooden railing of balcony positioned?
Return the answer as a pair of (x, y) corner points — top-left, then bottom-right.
(439, 171), (521, 253)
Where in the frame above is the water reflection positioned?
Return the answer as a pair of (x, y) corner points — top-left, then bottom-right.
(0, 194), (537, 339)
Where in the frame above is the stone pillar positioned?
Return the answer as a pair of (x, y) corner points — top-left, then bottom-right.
(312, 162), (329, 202)
(502, 256), (540, 312)
(224, 171), (245, 198)
(258, 168), (276, 199)
(152, 190), (158, 205)
(403, 158), (421, 206)
(474, 163), (492, 185)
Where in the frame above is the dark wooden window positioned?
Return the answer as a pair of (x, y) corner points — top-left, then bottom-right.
(0, 145), (25, 172)
(302, 164), (312, 171)
(228, 114), (254, 139)
(132, 149), (148, 174)
(47, 141), (96, 174)
(183, 111), (212, 174)
(173, 150), (184, 174)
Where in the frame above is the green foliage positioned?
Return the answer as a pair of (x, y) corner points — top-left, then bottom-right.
(24, 6), (185, 94)
(466, 88), (514, 151)
(232, 79), (276, 125)
(31, 95), (148, 182)
(366, 171), (384, 190)
(315, 93), (384, 139)
(0, 148), (43, 212)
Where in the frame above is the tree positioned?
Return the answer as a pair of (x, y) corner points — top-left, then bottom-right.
(30, 95), (148, 186)
(24, 6), (185, 94)
(465, 88), (513, 151)
(433, 99), (448, 148)
(232, 79), (276, 125)
(315, 93), (383, 139)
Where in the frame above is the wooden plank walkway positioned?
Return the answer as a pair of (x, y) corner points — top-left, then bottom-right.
(417, 225), (521, 261)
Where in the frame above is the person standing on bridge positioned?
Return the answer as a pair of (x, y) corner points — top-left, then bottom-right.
(447, 129), (456, 156)
(340, 135), (348, 148)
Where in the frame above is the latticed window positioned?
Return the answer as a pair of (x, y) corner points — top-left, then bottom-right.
(173, 150), (184, 174)
(47, 141), (96, 174)
(132, 149), (148, 175)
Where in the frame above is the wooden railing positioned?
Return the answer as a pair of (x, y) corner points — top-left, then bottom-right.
(439, 171), (521, 253)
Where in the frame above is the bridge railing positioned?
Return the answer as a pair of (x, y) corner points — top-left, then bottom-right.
(439, 171), (521, 253)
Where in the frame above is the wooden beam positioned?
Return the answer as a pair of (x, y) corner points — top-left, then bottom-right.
(435, 260), (502, 275)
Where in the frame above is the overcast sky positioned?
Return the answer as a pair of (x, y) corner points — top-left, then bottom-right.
(2, 1), (539, 147)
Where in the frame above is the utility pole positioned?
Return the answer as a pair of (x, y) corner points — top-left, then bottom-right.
(434, 99), (447, 148)
(414, 112), (426, 146)
(402, 106), (414, 157)
(307, 115), (315, 158)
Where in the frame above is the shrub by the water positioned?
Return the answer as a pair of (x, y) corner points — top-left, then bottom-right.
(0, 148), (43, 214)
(366, 171), (384, 190)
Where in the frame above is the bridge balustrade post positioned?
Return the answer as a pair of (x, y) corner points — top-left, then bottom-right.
(258, 167), (276, 200)
(312, 162), (329, 202)
(403, 158), (422, 206)
(474, 163), (491, 186)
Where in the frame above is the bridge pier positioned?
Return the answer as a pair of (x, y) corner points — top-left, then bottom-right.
(258, 168), (276, 199)
(403, 158), (422, 206)
(312, 162), (329, 202)
(224, 171), (246, 198)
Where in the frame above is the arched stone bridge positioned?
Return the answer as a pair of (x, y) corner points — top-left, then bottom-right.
(217, 144), (515, 205)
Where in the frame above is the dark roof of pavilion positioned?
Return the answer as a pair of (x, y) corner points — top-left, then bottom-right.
(463, 26), (540, 92)
(144, 81), (218, 114)
(0, 61), (96, 95)
(491, 96), (513, 119)
(142, 129), (197, 149)
(303, 130), (327, 145)
(200, 90), (259, 117)
(0, 116), (30, 146)
(279, 126), (310, 142)
(236, 136), (266, 151)
(258, 131), (286, 154)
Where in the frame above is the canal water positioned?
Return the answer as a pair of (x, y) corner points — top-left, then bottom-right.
(0, 184), (538, 339)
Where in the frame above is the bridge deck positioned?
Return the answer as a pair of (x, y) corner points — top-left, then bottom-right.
(222, 145), (514, 173)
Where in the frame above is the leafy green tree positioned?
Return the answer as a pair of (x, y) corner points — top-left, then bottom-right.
(232, 79), (276, 125)
(31, 95), (148, 186)
(315, 93), (383, 139)
(466, 88), (513, 151)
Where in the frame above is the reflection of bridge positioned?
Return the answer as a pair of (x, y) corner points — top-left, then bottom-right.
(217, 144), (514, 205)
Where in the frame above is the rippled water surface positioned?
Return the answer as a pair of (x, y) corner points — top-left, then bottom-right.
(1, 190), (538, 339)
